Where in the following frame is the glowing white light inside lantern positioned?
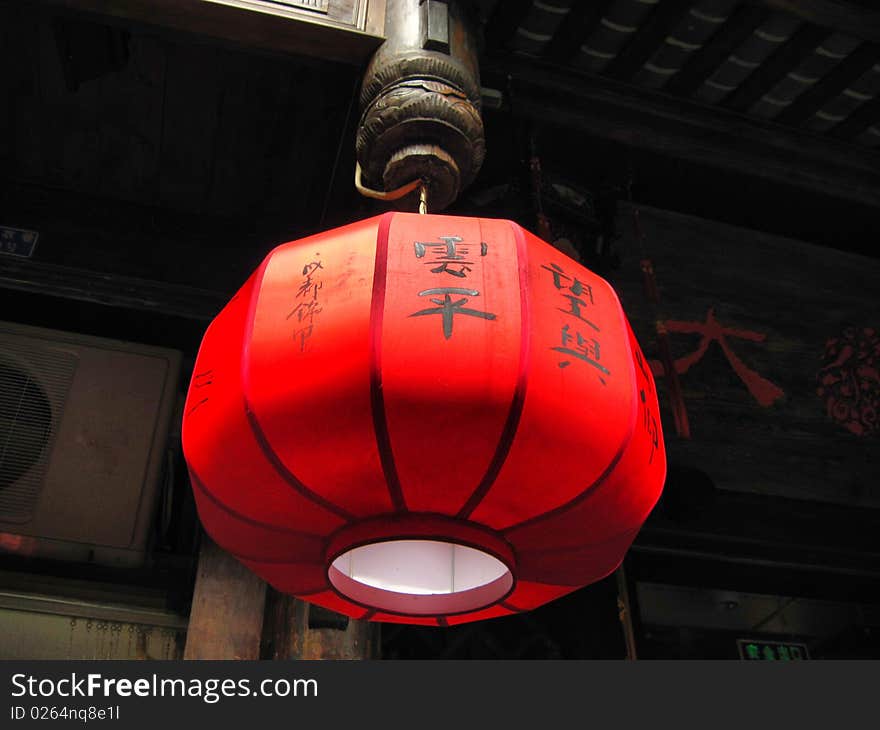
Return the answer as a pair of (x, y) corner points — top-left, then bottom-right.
(329, 540), (513, 615)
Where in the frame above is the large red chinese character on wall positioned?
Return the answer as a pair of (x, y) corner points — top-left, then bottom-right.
(650, 307), (785, 408)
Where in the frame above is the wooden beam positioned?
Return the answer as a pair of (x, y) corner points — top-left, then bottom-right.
(483, 0), (534, 52)
(630, 544), (880, 611)
(31, 0), (385, 65)
(747, 0), (880, 46)
(615, 566), (638, 660)
(261, 590), (375, 659)
(482, 54), (880, 208)
(723, 24), (831, 113)
(635, 527), (880, 578)
(184, 537), (267, 660)
(364, 0), (386, 39)
(666, 5), (770, 98)
(543, 0), (615, 64)
(832, 93), (880, 139)
(261, 588), (301, 660)
(0, 256), (226, 321)
(301, 603), (375, 659)
(777, 42), (880, 126)
(605, 0), (694, 81)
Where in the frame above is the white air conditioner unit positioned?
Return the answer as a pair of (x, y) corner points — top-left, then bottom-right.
(0, 321), (181, 567)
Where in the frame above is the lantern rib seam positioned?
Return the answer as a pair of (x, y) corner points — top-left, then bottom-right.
(321, 511), (519, 566)
(251, 580), (329, 597)
(240, 256), (356, 524)
(288, 587), (328, 597)
(243, 401), (356, 522)
(455, 220), (532, 519)
(369, 212), (409, 513)
(515, 524), (642, 558)
(189, 468), (327, 538)
(218, 546), (328, 567)
(323, 576), (517, 620)
(500, 293), (639, 536)
(498, 412), (631, 536)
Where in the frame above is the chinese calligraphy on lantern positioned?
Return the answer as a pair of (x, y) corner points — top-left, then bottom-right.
(414, 235), (488, 278)
(543, 261), (608, 383)
(409, 234), (496, 340)
(288, 254), (323, 352)
(635, 348), (659, 465)
(187, 369), (213, 416)
(542, 262), (599, 331)
(411, 287), (497, 340)
(552, 324), (608, 375)
(817, 326), (879, 437)
(649, 307), (784, 407)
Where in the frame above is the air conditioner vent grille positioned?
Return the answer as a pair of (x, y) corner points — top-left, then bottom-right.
(0, 338), (77, 523)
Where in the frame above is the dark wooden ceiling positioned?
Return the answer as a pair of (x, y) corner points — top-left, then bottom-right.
(0, 0), (878, 324)
(483, 0), (880, 148)
(0, 0), (366, 297)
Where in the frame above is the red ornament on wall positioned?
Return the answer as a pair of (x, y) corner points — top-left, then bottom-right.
(817, 326), (879, 437)
(182, 213), (666, 625)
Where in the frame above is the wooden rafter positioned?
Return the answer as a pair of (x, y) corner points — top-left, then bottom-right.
(832, 93), (880, 139)
(777, 42), (880, 126)
(747, 0), (880, 46)
(666, 4), (770, 97)
(483, 0), (534, 52)
(543, 0), (615, 64)
(723, 24), (831, 112)
(605, 0), (694, 81)
(482, 54), (880, 208)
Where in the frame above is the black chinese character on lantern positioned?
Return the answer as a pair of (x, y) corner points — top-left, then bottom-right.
(543, 262), (609, 383)
(634, 348), (659, 464)
(542, 262), (598, 330)
(288, 255), (324, 351)
(640, 388), (659, 464)
(410, 287), (497, 340)
(553, 324), (609, 383)
(414, 235), (488, 279)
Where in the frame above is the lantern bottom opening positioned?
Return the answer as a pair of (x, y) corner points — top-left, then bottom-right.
(328, 539), (513, 616)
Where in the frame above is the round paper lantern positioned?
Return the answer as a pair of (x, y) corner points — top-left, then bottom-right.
(182, 213), (665, 625)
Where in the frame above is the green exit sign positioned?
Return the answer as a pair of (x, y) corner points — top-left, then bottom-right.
(737, 640), (810, 661)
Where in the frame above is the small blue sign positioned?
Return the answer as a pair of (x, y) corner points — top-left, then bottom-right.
(0, 226), (39, 258)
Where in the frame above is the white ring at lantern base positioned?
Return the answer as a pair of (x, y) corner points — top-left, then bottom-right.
(328, 540), (514, 616)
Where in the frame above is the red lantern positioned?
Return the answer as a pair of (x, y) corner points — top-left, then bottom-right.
(182, 213), (665, 625)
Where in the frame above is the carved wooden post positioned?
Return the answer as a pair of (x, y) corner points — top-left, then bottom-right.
(357, 0), (485, 210)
